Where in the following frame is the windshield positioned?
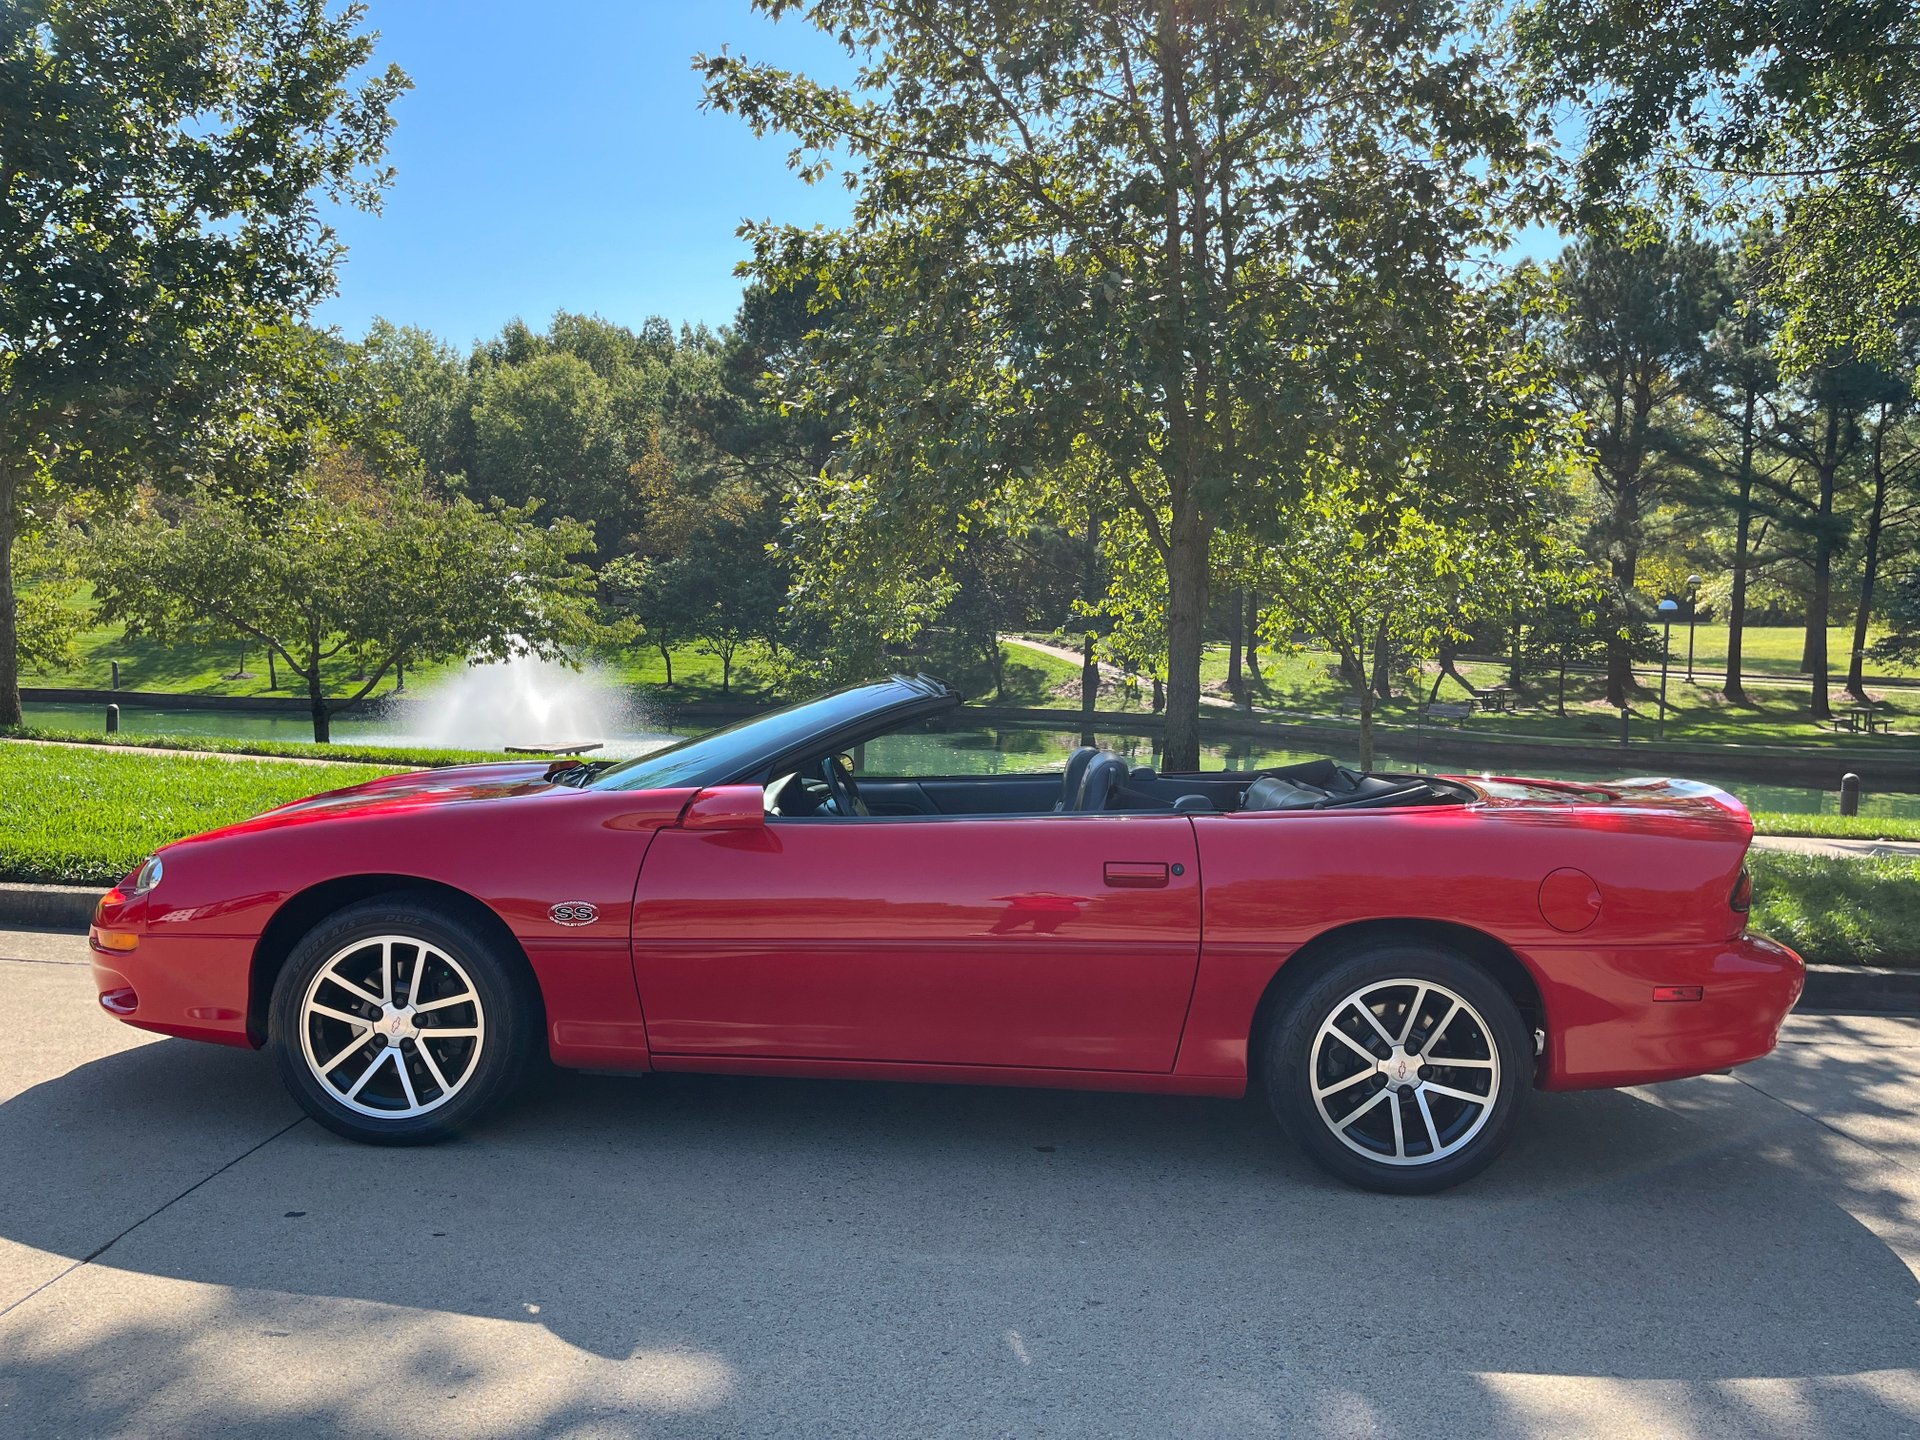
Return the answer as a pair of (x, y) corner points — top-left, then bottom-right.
(585, 678), (952, 791)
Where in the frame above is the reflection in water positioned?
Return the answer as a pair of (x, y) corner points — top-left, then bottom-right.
(22, 701), (1916, 818)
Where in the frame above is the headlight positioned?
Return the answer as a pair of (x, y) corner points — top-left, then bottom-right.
(131, 856), (164, 894)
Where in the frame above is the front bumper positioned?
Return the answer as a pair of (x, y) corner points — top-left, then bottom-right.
(1536, 931), (1805, 1091)
(90, 886), (254, 1048)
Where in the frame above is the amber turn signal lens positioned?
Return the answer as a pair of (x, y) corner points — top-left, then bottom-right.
(89, 928), (139, 953)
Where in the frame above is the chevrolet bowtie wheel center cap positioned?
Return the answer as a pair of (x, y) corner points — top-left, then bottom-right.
(1378, 1046), (1425, 1091)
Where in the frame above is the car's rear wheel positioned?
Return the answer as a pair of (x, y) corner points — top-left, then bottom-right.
(268, 897), (538, 1145)
(1263, 943), (1530, 1194)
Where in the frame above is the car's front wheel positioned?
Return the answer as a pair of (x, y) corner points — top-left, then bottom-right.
(1263, 943), (1531, 1194)
(268, 896), (538, 1144)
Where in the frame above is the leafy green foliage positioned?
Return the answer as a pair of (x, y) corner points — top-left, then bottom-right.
(703, 0), (1551, 767)
(1518, 0), (1920, 370)
(0, 0), (407, 723)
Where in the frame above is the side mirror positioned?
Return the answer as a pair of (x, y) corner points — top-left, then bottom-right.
(681, 784), (768, 832)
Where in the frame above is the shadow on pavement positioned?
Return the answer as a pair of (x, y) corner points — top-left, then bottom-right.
(2, 1037), (1918, 1437)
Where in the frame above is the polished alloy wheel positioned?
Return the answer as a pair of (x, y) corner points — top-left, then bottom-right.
(298, 934), (485, 1119)
(1310, 978), (1501, 1167)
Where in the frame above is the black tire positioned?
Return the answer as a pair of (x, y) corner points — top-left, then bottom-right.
(268, 895), (539, 1145)
(1262, 942), (1531, 1194)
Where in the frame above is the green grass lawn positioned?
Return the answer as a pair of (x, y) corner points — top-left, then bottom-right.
(1748, 850), (1920, 967)
(0, 743), (399, 885)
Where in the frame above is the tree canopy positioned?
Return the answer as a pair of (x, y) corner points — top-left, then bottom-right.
(0, 0), (407, 723)
(703, 0), (1552, 767)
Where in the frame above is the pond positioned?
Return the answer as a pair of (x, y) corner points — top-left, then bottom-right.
(22, 699), (1919, 820)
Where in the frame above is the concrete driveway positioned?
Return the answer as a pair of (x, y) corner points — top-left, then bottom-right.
(3, 926), (1919, 1439)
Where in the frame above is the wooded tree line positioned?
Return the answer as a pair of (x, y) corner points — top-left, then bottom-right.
(5, 0), (1918, 760)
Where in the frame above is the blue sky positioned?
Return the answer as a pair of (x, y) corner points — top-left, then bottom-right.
(312, 2), (858, 347)
(314, 2), (1564, 349)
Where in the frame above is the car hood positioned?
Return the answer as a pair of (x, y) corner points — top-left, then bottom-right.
(161, 760), (578, 849)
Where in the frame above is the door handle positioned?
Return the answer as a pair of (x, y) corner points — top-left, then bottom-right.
(1104, 861), (1170, 888)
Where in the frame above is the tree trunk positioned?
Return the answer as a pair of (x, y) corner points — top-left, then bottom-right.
(1848, 408), (1891, 702)
(1371, 628), (1391, 701)
(1606, 555), (1637, 708)
(659, 643), (673, 686)
(1079, 631), (1098, 749)
(1151, 674), (1164, 712)
(1245, 591), (1261, 685)
(1355, 638), (1376, 772)
(1225, 590), (1244, 703)
(1557, 645), (1569, 717)
(0, 464), (19, 727)
(1161, 508), (1212, 772)
(1508, 608), (1523, 690)
(1436, 640), (1480, 698)
(268, 648), (279, 690)
(1805, 405), (1841, 721)
(306, 668), (331, 744)
(1724, 388), (1757, 705)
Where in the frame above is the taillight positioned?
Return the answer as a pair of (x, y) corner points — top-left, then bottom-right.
(1730, 866), (1752, 914)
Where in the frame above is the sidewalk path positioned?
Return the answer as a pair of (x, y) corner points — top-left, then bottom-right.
(1751, 833), (1920, 861)
(1, 736), (376, 768)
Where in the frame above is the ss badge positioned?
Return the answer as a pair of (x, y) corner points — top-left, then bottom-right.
(549, 901), (598, 927)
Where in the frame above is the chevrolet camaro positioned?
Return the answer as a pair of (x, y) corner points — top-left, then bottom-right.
(88, 674), (1804, 1193)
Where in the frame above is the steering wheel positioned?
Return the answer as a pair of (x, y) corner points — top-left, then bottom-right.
(822, 754), (870, 817)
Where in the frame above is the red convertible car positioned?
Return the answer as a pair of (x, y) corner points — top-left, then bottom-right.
(89, 675), (1803, 1193)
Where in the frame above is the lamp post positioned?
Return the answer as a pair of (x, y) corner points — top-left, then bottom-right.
(1685, 574), (1702, 682)
(1658, 598), (1679, 739)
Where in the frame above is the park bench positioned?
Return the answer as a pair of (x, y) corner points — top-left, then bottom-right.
(1424, 702), (1472, 724)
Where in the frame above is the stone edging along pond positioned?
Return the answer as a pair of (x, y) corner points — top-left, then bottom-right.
(2, 880), (1912, 1016)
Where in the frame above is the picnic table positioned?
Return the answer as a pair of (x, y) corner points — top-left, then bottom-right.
(1829, 708), (1898, 736)
(1475, 684), (1516, 713)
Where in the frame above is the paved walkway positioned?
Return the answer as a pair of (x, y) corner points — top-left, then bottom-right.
(1, 736), (376, 768)
(5, 925), (1920, 1437)
(1751, 833), (1920, 860)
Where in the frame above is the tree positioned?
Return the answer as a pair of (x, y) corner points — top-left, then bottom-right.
(357, 321), (472, 483)
(1688, 231), (1784, 705)
(470, 352), (634, 558)
(703, 0), (1542, 769)
(0, 0), (407, 725)
(1518, 0), (1920, 372)
(84, 482), (597, 742)
(1846, 356), (1918, 700)
(1547, 234), (1725, 705)
(1258, 480), (1515, 772)
(1770, 355), (1880, 719)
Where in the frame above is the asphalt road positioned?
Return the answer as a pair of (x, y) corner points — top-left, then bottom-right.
(4, 928), (1920, 1439)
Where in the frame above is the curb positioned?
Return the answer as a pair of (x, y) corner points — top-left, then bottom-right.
(0, 884), (101, 933)
(1800, 963), (1920, 1015)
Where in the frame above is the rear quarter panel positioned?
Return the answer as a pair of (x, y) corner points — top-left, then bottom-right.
(1178, 800), (1754, 1083)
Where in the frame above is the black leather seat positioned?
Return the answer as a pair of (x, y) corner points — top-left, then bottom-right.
(1055, 747), (1099, 812)
(1072, 750), (1128, 812)
(1241, 775), (1327, 812)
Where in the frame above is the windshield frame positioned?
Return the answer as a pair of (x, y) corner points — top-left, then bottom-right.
(584, 676), (958, 793)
